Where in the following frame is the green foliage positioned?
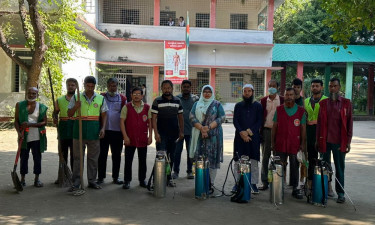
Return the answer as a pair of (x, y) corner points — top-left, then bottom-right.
(274, 0), (333, 44)
(1, 0), (89, 115)
(38, 0), (89, 115)
(320, 0), (375, 49)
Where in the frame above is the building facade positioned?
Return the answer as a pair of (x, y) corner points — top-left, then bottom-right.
(0, 0), (284, 117)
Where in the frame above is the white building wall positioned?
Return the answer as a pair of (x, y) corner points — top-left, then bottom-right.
(0, 50), (13, 93)
(61, 37), (98, 88)
(97, 41), (272, 68)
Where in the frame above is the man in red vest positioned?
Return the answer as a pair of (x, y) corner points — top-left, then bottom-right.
(316, 77), (353, 204)
(271, 87), (306, 199)
(120, 87), (152, 189)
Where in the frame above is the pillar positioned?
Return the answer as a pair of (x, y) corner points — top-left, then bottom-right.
(297, 62), (304, 96)
(280, 63), (286, 95)
(210, 0), (216, 28)
(265, 69), (272, 96)
(345, 62), (353, 100)
(368, 65), (374, 115)
(324, 65), (331, 96)
(154, 0), (160, 26)
(267, 0), (275, 31)
(210, 68), (216, 90)
(153, 66), (159, 98)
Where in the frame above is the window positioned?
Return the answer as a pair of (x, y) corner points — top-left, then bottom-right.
(258, 7), (267, 31)
(196, 13), (210, 28)
(160, 11), (176, 26)
(230, 14), (248, 30)
(84, 0), (95, 13)
(190, 71), (209, 95)
(12, 55), (31, 92)
(121, 10), (140, 25)
(230, 73), (243, 98)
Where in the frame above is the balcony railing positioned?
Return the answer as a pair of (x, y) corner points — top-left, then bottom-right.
(97, 23), (273, 45)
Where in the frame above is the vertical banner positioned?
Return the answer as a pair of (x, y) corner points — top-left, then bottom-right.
(164, 41), (187, 84)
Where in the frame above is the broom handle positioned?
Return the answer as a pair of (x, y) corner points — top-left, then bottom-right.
(14, 130), (25, 169)
(76, 83), (84, 189)
(47, 68), (65, 163)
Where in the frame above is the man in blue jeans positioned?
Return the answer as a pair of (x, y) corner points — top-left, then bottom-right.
(152, 80), (184, 187)
(173, 80), (199, 179)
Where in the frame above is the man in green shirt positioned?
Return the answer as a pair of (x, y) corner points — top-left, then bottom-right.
(304, 79), (329, 197)
(53, 78), (77, 176)
(67, 76), (108, 191)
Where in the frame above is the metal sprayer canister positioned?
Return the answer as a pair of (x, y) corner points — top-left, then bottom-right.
(312, 165), (329, 206)
(240, 156), (251, 202)
(154, 151), (166, 198)
(195, 156), (208, 199)
(270, 163), (284, 205)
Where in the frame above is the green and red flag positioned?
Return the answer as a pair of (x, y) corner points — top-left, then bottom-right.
(186, 11), (190, 48)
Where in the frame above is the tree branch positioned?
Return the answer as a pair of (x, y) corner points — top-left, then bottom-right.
(0, 26), (30, 73)
(18, 0), (31, 41)
(26, 0), (47, 87)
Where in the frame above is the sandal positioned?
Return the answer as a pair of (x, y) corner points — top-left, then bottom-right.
(88, 182), (102, 189)
(34, 180), (44, 188)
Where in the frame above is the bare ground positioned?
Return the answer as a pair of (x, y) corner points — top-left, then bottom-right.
(0, 122), (374, 225)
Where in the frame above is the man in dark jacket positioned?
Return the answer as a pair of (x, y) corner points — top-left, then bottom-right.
(233, 84), (263, 193)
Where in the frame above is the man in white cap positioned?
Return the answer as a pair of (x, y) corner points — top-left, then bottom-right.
(232, 84), (263, 193)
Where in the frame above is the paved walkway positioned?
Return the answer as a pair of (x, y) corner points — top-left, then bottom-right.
(0, 121), (374, 225)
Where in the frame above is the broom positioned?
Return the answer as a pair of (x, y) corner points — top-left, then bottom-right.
(73, 82), (85, 196)
(11, 130), (25, 192)
(48, 68), (72, 187)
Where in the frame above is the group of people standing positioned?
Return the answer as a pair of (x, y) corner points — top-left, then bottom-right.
(14, 75), (352, 204)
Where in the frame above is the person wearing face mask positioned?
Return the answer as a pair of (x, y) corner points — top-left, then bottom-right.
(97, 78), (127, 185)
(14, 87), (48, 188)
(189, 85), (225, 193)
(316, 78), (353, 204)
(271, 87), (306, 199)
(232, 84), (263, 193)
(259, 80), (284, 190)
(152, 80), (184, 187)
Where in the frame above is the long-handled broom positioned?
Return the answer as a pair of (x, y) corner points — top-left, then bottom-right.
(11, 130), (25, 192)
(48, 69), (73, 188)
(73, 82), (85, 196)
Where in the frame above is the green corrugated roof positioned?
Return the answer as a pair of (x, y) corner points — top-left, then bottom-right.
(272, 44), (375, 63)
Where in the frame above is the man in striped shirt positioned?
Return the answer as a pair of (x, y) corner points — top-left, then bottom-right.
(152, 80), (184, 187)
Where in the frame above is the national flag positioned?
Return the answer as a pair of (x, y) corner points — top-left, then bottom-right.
(186, 11), (190, 48)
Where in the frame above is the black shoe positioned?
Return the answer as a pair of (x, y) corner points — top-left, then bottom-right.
(97, 178), (104, 184)
(337, 195), (346, 203)
(292, 189), (303, 199)
(113, 178), (124, 185)
(67, 185), (79, 192)
(139, 181), (147, 188)
(88, 182), (102, 189)
(187, 172), (194, 179)
(258, 184), (269, 191)
(21, 181), (26, 187)
(123, 181), (130, 189)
